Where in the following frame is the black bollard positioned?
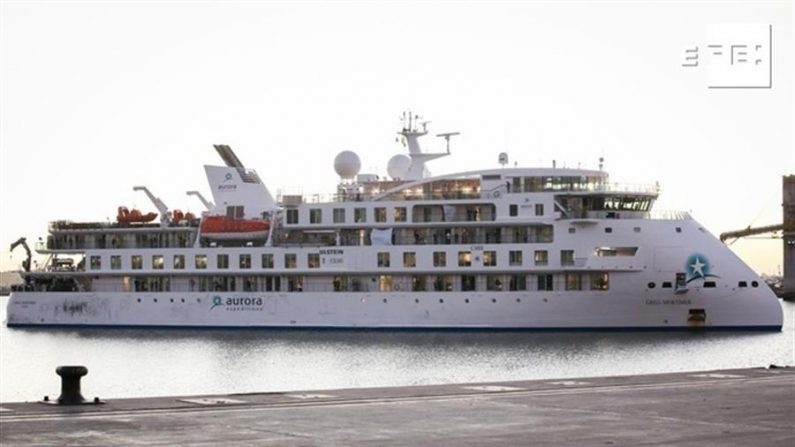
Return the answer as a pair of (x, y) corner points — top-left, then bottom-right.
(56, 366), (88, 404)
(40, 366), (103, 405)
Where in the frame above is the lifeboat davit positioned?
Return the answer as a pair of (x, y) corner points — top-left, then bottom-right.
(200, 216), (270, 240)
(117, 206), (158, 224)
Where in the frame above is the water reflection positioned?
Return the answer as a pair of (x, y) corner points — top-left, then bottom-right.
(1, 298), (792, 402)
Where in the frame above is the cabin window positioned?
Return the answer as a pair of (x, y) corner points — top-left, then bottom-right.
(152, 255), (164, 270)
(483, 251), (497, 267)
(509, 250), (522, 266)
(738, 281), (748, 288)
(262, 254), (274, 268)
(354, 208), (367, 223)
(534, 250), (548, 266)
(403, 252), (416, 268)
(605, 227), (613, 233)
(434, 275), (454, 291)
(433, 251), (446, 267)
(565, 273), (581, 290)
(537, 274), (554, 291)
(195, 255), (207, 269)
(458, 251), (472, 267)
(561, 250), (575, 266)
(662, 281), (672, 288)
(412, 275), (426, 291)
(704, 281), (716, 288)
(239, 254), (251, 269)
(462, 275), (476, 291)
(111, 255), (122, 270)
(375, 207), (387, 223)
(509, 204), (518, 216)
(132, 255), (143, 270)
(310, 209), (322, 224)
(509, 274), (527, 291)
(333, 208), (345, 223)
(377, 252), (390, 268)
(535, 204), (544, 216)
(486, 275), (503, 291)
(591, 273), (610, 291)
(173, 255), (185, 270)
(217, 254), (229, 269)
(90, 256), (101, 270)
(308, 253), (320, 268)
(378, 275), (393, 292)
(568, 227), (576, 234)
(285, 253), (297, 269)
(286, 209), (299, 224)
(394, 207), (407, 222)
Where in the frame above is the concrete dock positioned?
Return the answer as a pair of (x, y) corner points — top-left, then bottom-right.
(1, 367), (793, 446)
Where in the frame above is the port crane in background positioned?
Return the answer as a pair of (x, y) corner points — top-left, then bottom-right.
(719, 175), (794, 300)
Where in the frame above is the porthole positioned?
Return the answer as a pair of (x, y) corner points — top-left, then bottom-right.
(137, 298), (141, 303)
(170, 298), (174, 303)
(181, 298), (185, 303)
(439, 298), (444, 303)
(153, 298), (158, 303)
(491, 298), (497, 303)
(465, 298), (470, 303)
(383, 298), (388, 303)
(647, 282), (656, 289)
(751, 281), (759, 288)
(197, 298), (201, 303)
(516, 298), (521, 303)
(415, 298), (419, 303)
(675, 227), (682, 233)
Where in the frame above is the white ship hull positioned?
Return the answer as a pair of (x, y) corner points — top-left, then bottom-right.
(6, 288), (783, 330)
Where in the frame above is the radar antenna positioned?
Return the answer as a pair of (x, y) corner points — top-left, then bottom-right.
(436, 132), (460, 154)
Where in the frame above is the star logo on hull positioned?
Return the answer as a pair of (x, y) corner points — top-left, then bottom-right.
(686, 254), (719, 283)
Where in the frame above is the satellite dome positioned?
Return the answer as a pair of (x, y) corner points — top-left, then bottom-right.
(334, 150), (361, 178)
(387, 154), (411, 180)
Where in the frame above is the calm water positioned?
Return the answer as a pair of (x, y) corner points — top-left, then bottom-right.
(1, 296), (793, 403)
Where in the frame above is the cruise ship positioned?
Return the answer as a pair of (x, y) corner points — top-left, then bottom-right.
(6, 114), (784, 330)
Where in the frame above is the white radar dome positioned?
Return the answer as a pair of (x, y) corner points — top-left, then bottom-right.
(387, 154), (411, 180)
(334, 150), (361, 178)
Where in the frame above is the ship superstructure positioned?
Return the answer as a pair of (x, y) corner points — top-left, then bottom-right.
(5, 114), (783, 329)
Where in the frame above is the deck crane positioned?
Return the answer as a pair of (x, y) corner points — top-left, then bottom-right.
(9, 237), (31, 272)
(132, 186), (169, 224)
(186, 190), (214, 211)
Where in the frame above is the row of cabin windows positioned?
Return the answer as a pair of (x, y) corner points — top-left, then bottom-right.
(89, 249), (578, 271)
(121, 272), (609, 293)
(289, 207), (410, 225)
(288, 205), (502, 225)
(377, 249), (575, 268)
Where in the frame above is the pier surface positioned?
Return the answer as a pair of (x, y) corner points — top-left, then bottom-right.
(1, 367), (793, 446)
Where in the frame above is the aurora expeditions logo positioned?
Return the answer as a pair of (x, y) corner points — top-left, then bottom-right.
(210, 295), (263, 311)
(685, 254), (719, 283)
(217, 172), (237, 191)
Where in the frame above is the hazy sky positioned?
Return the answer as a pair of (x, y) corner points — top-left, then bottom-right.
(1, 1), (792, 274)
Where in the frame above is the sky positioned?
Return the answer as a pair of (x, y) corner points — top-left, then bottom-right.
(1, 0), (792, 275)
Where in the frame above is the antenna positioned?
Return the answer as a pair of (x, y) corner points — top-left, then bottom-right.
(436, 132), (460, 153)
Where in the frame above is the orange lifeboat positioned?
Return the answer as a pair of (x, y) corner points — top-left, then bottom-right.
(117, 206), (158, 224)
(200, 216), (270, 240)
